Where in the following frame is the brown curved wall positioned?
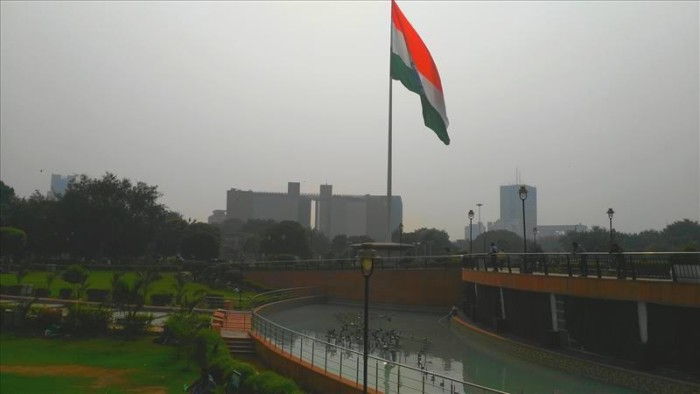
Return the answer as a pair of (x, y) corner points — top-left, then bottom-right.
(462, 269), (700, 307)
(245, 269), (463, 307)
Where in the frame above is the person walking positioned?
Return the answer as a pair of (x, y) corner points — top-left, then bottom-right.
(489, 242), (499, 271)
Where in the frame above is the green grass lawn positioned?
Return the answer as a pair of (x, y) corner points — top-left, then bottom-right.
(0, 334), (199, 393)
(0, 271), (258, 305)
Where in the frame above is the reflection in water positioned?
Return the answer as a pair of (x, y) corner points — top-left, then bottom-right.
(264, 303), (634, 394)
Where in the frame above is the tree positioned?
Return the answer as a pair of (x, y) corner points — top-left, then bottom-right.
(330, 235), (350, 258)
(308, 229), (330, 258)
(401, 228), (452, 255)
(59, 173), (167, 258)
(0, 226), (27, 260)
(154, 211), (188, 257)
(0, 181), (17, 226)
(112, 269), (160, 335)
(661, 219), (700, 251)
(181, 222), (221, 260)
(474, 230), (524, 253)
(260, 221), (311, 259)
(61, 265), (89, 299)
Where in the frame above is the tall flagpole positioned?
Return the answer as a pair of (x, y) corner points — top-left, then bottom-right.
(386, 0), (393, 242)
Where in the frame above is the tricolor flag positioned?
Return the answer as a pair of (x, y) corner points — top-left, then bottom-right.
(391, 0), (450, 145)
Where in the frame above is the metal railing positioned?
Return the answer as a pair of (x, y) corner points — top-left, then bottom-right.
(464, 252), (700, 282)
(241, 252), (699, 282)
(247, 287), (319, 309)
(250, 312), (507, 394)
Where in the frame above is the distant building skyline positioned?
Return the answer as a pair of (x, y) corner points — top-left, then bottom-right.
(219, 182), (402, 241)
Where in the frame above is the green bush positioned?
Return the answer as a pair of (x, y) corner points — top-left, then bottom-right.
(161, 320), (304, 393)
(61, 265), (89, 286)
(58, 288), (73, 299)
(118, 313), (154, 336)
(33, 288), (51, 297)
(241, 371), (304, 394)
(85, 288), (110, 302)
(64, 305), (111, 336)
(165, 312), (210, 343)
(150, 293), (174, 306)
(29, 306), (63, 332)
(0, 226), (27, 258)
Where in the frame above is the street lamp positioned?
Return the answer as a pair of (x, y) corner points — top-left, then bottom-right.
(607, 208), (615, 252)
(467, 210), (475, 254)
(359, 249), (376, 394)
(518, 186), (528, 254)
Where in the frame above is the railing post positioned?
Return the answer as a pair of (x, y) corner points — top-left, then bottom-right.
(422, 369), (426, 394)
(566, 255), (572, 277)
(324, 345), (328, 373)
(596, 257), (601, 278)
(340, 351), (343, 378)
(310, 339), (315, 366)
(375, 359), (379, 391)
(630, 255), (637, 280)
(300, 336), (303, 361)
(356, 356), (360, 386)
(671, 264), (678, 282)
(397, 364), (401, 394)
(544, 256), (549, 275)
(616, 253), (622, 279)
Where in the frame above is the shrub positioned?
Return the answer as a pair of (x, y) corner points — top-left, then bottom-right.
(118, 313), (153, 336)
(64, 305), (111, 336)
(5, 285), (23, 295)
(30, 306), (63, 332)
(0, 226), (27, 259)
(33, 288), (51, 297)
(58, 288), (73, 299)
(85, 289), (110, 302)
(150, 293), (174, 306)
(241, 371), (304, 394)
(61, 264), (89, 286)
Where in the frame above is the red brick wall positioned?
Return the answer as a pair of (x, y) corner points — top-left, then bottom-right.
(245, 269), (463, 307)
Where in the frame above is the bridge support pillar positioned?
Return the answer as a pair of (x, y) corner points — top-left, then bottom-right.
(495, 287), (509, 333)
(545, 293), (562, 347)
(637, 301), (648, 344)
(635, 301), (654, 370)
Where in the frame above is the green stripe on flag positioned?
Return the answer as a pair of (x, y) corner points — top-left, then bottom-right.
(420, 94), (450, 145)
(391, 53), (422, 95)
(392, 53), (450, 145)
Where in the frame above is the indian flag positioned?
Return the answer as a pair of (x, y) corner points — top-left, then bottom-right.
(391, 0), (450, 145)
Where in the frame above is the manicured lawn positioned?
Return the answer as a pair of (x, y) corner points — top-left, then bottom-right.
(0, 373), (96, 394)
(0, 271), (258, 305)
(0, 334), (199, 393)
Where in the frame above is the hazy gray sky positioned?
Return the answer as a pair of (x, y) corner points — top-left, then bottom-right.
(1, 1), (698, 239)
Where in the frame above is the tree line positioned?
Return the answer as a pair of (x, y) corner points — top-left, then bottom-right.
(0, 174), (220, 261)
(1, 174), (696, 262)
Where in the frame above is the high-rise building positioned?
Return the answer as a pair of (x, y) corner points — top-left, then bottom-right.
(48, 173), (78, 199)
(222, 182), (402, 241)
(489, 184), (537, 238)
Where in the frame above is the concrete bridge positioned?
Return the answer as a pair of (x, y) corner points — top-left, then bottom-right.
(241, 252), (700, 380)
